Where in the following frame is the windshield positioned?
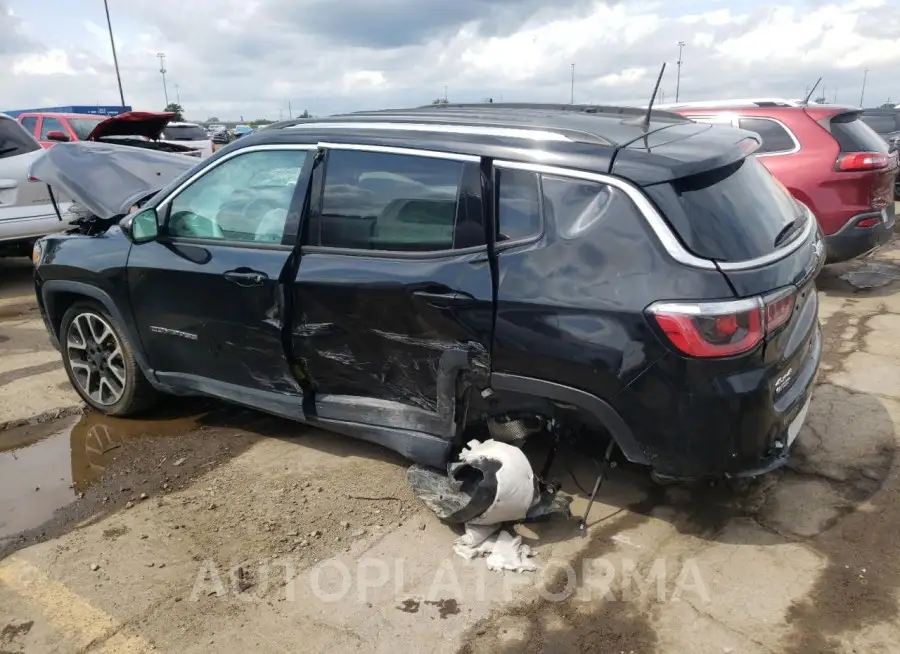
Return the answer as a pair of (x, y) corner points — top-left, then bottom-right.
(162, 125), (209, 141)
(69, 118), (104, 140)
(646, 156), (806, 262)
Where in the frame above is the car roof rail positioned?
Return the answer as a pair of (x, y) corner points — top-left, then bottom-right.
(652, 98), (803, 110)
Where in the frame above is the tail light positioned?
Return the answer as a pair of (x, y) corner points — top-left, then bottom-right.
(648, 287), (797, 358)
(835, 152), (889, 172)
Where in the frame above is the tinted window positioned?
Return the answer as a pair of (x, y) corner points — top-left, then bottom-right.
(0, 116), (40, 160)
(314, 150), (464, 252)
(645, 156), (805, 262)
(738, 118), (796, 154)
(40, 117), (67, 139)
(167, 149), (308, 243)
(496, 168), (541, 241)
(162, 125), (209, 141)
(860, 113), (899, 134)
(20, 116), (37, 135)
(69, 118), (103, 140)
(828, 113), (889, 153)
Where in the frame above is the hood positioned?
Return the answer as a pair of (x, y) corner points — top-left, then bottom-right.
(86, 111), (175, 141)
(28, 141), (196, 220)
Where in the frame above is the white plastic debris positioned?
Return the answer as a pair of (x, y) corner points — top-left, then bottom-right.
(457, 439), (536, 526)
(453, 527), (537, 573)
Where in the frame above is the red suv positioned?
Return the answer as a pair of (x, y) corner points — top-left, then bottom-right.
(665, 100), (898, 263)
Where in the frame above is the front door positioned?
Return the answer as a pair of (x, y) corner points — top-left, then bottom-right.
(128, 145), (314, 395)
(290, 144), (494, 417)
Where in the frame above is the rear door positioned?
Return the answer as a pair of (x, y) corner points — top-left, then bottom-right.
(290, 143), (493, 415)
(128, 145), (314, 395)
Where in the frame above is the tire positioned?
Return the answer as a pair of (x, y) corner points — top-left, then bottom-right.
(59, 301), (158, 416)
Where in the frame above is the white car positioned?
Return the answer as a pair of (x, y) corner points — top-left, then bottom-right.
(0, 113), (73, 257)
(159, 122), (214, 159)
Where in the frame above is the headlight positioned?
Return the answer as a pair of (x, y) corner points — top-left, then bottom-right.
(32, 239), (43, 266)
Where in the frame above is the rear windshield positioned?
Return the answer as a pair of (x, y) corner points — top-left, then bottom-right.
(827, 112), (889, 153)
(645, 156), (806, 262)
(162, 125), (209, 141)
(69, 118), (104, 140)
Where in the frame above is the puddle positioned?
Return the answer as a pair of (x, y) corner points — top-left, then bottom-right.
(0, 401), (219, 543)
(838, 261), (900, 290)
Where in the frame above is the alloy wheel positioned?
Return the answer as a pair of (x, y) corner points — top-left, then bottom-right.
(65, 312), (127, 406)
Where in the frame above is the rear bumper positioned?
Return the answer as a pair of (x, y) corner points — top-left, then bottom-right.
(618, 324), (822, 480)
(824, 208), (895, 263)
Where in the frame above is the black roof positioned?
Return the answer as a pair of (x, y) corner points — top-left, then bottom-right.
(235, 105), (756, 185)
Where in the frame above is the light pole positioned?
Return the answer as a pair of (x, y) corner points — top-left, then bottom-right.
(102, 0), (126, 109)
(675, 41), (685, 102)
(175, 83), (180, 105)
(570, 64), (575, 104)
(860, 69), (869, 107)
(157, 52), (169, 107)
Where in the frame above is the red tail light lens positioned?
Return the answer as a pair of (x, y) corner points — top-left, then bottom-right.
(763, 287), (796, 332)
(649, 287), (798, 358)
(835, 152), (889, 172)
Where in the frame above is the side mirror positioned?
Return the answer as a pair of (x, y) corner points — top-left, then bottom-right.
(45, 131), (70, 142)
(121, 207), (159, 244)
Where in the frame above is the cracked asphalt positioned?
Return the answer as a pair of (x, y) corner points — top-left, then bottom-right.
(2, 229), (900, 653)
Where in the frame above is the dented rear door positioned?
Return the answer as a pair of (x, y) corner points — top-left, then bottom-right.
(290, 145), (493, 414)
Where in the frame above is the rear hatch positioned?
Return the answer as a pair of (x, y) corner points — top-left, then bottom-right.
(623, 131), (823, 408)
(809, 106), (898, 222)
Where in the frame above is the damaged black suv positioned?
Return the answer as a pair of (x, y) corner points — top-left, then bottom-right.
(31, 103), (823, 482)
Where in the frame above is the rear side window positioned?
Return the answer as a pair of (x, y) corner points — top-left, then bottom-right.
(0, 117), (40, 160)
(313, 149), (466, 252)
(737, 118), (796, 154)
(827, 112), (889, 153)
(860, 113), (899, 134)
(645, 156), (805, 262)
(20, 116), (37, 135)
(496, 167), (541, 241)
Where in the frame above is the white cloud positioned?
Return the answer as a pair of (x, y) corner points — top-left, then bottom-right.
(2, 0), (899, 119)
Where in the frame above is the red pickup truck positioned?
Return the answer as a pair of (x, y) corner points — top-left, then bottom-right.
(16, 112), (105, 148)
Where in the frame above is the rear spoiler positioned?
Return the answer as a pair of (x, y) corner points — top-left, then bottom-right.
(611, 122), (762, 186)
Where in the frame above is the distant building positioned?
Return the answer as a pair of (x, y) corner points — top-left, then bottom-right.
(1, 105), (131, 118)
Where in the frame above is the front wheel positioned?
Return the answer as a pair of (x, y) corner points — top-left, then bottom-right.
(60, 302), (157, 416)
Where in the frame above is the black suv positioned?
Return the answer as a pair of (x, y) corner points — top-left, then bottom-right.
(31, 104), (824, 481)
(861, 108), (900, 198)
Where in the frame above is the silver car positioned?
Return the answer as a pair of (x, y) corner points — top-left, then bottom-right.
(0, 113), (72, 257)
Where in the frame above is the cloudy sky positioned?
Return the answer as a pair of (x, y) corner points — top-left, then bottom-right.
(2, 0), (899, 121)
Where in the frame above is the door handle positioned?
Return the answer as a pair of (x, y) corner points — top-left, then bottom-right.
(0, 179), (17, 190)
(412, 289), (476, 307)
(224, 269), (268, 287)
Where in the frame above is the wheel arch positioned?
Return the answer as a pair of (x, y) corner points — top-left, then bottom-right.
(42, 280), (156, 382)
(489, 372), (650, 465)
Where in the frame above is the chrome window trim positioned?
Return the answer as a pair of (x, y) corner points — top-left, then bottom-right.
(735, 116), (801, 157)
(318, 142), (479, 162)
(155, 143), (317, 213)
(495, 159), (815, 272)
(290, 121), (573, 142)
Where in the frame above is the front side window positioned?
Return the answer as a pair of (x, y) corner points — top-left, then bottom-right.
(738, 118), (796, 154)
(40, 117), (67, 139)
(313, 149), (464, 252)
(165, 149), (308, 243)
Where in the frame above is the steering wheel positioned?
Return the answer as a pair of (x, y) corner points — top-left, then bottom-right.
(169, 210), (224, 239)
